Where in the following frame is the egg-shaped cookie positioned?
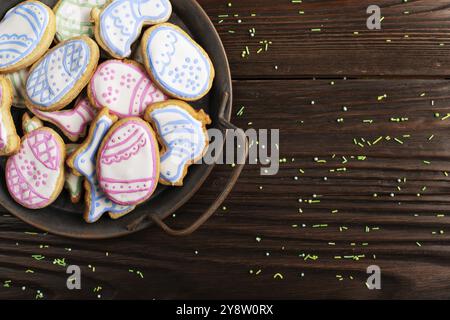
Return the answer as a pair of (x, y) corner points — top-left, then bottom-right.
(141, 23), (215, 101)
(25, 36), (99, 112)
(88, 60), (167, 118)
(0, 1), (56, 73)
(6, 123), (65, 209)
(97, 118), (160, 206)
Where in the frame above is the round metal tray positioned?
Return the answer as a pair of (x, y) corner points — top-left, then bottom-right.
(0, 0), (247, 239)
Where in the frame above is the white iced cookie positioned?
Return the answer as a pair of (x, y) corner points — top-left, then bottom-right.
(5, 68), (28, 108)
(6, 114), (65, 209)
(88, 59), (167, 118)
(141, 23), (215, 101)
(0, 1), (56, 73)
(54, 0), (107, 42)
(92, 0), (172, 59)
(31, 97), (97, 142)
(144, 100), (211, 186)
(67, 108), (135, 223)
(97, 118), (160, 205)
(25, 36), (100, 112)
(0, 76), (20, 156)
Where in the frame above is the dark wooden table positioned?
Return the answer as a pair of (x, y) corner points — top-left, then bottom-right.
(2, 0), (450, 300)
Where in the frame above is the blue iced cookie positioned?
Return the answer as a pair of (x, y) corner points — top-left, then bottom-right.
(25, 36), (99, 112)
(0, 1), (56, 73)
(92, 0), (172, 59)
(67, 108), (135, 223)
(144, 100), (211, 186)
(141, 23), (215, 101)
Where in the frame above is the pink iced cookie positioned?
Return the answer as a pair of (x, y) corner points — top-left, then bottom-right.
(88, 60), (167, 118)
(97, 118), (160, 206)
(31, 97), (97, 142)
(6, 115), (65, 209)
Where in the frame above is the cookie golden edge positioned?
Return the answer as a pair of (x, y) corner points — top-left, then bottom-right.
(144, 99), (211, 187)
(87, 59), (148, 111)
(91, 0), (172, 60)
(66, 108), (119, 222)
(0, 77), (20, 156)
(24, 36), (100, 112)
(95, 117), (161, 205)
(0, 1), (56, 73)
(10, 115), (66, 209)
(141, 23), (215, 102)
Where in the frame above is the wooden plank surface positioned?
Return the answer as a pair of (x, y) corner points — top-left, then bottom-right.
(199, 0), (450, 78)
(2, 79), (450, 299)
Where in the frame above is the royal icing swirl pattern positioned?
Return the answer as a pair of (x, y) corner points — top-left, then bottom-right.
(55, 0), (107, 41)
(144, 24), (214, 100)
(97, 0), (172, 58)
(148, 105), (208, 185)
(0, 2), (50, 69)
(98, 119), (159, 205)
(6, 129), (63, 209)
(89, 60), (167, 118)
(71, 112), (135, 222)
(26, 38), (91, 108)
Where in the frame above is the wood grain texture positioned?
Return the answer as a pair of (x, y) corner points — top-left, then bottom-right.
(198, 0), (450, 78)
(2, 0), (450, 300)
(2, 79), (450, 299)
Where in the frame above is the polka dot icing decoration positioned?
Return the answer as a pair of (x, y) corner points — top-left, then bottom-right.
(66, 108), (135, 223)
(142, 23), (215, 101)
(97, 118), (160, 205)
(0, 1), (55, 72)
(92, 0), (172, 59)
(6, 116), (65, 209)
(25, 36), (100, 112)
(88, 60), (167, 118)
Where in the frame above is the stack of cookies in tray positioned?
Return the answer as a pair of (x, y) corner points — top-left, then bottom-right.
(0, 0), (215, 223)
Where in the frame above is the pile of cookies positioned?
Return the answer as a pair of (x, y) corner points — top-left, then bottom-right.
(0, 0), (215, 223)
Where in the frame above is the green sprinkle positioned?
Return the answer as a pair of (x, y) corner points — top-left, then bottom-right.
(423, 160), (431, 165)
(236, 106), (245, 116)
(273, 273), (284, 280)
(311, 28), (321, 32)
(372, 136), (383, 145)
(31, 255), (45, 261)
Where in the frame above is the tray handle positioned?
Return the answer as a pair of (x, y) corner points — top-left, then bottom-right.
(150, 92), (247, 236)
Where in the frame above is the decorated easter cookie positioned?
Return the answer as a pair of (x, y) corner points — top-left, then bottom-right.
(67, 108), (135, 223)
(144, 100), (211, 186)
(88, 60), (167, 118)
(54, 0), (107, 42)
(92, 0), (172, 59)
(97, 118), (159, 205)
(142, 23), (215, 101)
(0, 1), (56, 73)
(6, 114), (65, 209)
(25, 36), (100, 112)
(32, 97), (97, 142)
(65, 144), (83, 203)
(0, 77), (20, 156)
(6, 68), (28, 108)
